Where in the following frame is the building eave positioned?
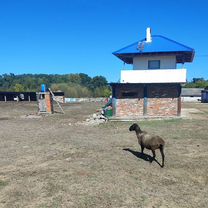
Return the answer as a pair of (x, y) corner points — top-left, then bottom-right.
(114, 51), (194, 64)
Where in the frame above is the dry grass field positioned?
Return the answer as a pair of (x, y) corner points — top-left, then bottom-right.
(0, 101), (208, 208)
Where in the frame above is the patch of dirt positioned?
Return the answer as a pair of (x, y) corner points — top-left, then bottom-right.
(181, 102), (208, 119)
(20, 114), (42, 119)
(181, 108), (203, 118)
(0, 117), (10, 121)
(0, 101), (207, 208)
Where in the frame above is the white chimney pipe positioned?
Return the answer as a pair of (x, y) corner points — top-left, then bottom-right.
(146, 27), (152, 43)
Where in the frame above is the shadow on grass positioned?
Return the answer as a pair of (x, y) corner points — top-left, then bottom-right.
(123, 148), (163, 167)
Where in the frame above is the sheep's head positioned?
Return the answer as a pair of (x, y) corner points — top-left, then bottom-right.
(129, 123), (141, 132)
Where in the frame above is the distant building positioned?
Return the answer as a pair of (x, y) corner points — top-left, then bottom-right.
(0, 92), (36, 102)
(110, 28), (195, 118)
(181, 88), (203, 102)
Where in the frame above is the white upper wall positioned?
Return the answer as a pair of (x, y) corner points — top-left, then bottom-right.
(133, 55), (176, 70)
(120, 69), (187, 83)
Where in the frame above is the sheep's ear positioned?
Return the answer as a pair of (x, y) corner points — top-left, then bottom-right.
(136, 124), (141, 132)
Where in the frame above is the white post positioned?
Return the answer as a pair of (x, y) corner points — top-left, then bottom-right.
(4, 96), (7, 102)
(28, 95), (31, 102)
(123, 62), (125, 70)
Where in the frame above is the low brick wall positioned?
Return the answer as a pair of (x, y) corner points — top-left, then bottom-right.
(114, 98), (178, 117)
(65, 97), (106, 103)
(116, 99), (144, 117)
(147, 98), (178, 116)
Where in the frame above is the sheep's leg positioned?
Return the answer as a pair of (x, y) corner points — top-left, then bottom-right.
(151, 150), (156, 163)
(160, 145), (165, 168)
(152, 150), (156, 160)
(141, 145), (144, 154)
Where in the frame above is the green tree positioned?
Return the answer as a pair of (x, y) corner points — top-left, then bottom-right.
(0, 73), (110, 97)
(79, 73), (92, 88)
(103, 86), (112, 97)
(14, 83), (25, 92)
(67, 74), (81, 84)
(184, 78), (208, 88)
(91, 76), (108, 89)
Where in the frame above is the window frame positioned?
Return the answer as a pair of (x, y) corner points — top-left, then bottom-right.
(148, 60), (160, 69)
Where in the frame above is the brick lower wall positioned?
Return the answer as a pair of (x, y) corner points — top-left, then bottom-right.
(147, 98), (178, 116)
(114, 98), (178, 117)
(116, 99), (144, 117)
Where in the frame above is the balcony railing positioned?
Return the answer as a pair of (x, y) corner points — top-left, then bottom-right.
(120, 69), (187, 83)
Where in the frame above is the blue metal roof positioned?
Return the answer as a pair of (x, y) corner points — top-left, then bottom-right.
(113, 35), (195, 64)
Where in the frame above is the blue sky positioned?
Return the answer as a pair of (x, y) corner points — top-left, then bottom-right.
(0, 0), (207, 82)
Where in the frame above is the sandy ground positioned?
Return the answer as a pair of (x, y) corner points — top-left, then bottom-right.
(0, 101), (208, 208)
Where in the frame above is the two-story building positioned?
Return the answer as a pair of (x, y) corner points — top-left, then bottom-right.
(110, 28), (195, 118)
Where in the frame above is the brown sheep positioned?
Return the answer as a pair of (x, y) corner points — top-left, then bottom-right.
(129, 123), (165, 167)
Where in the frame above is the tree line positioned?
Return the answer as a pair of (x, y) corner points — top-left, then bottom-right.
(0, 73), (111, 97)
(1, 73), (207, 97)
(184, 78), (208, 89)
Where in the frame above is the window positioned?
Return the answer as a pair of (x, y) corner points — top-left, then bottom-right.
(121, 91), (137, 98)
(148, 60), (160, 69)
